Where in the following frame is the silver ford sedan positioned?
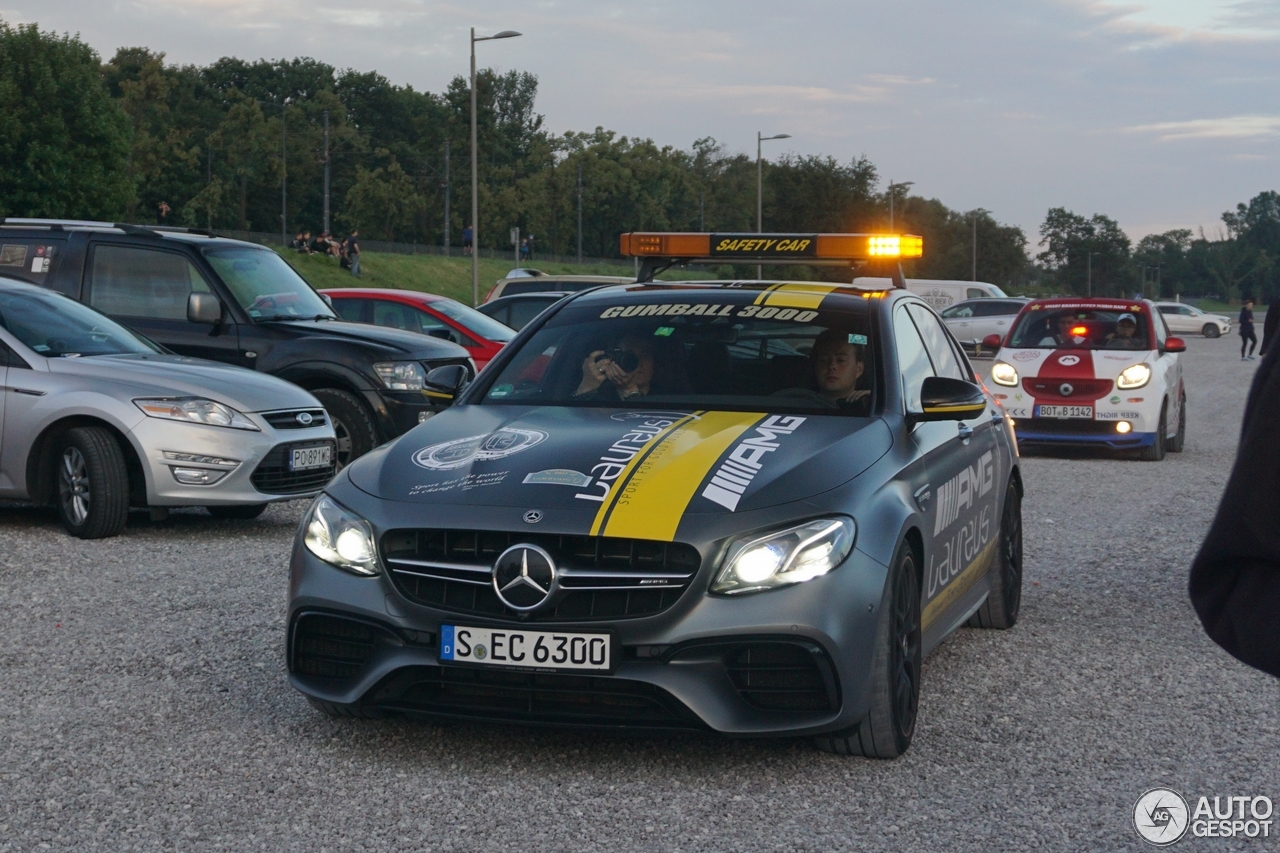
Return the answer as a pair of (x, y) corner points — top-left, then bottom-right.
(0, 277), (336, 538)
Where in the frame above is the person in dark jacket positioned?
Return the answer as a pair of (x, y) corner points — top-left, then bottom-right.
(1262, 295), (1280, 356)
(1189, 342), (1280, 677)
(1240, 299), (1257, 360)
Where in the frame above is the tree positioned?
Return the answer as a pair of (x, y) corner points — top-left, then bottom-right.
(0, 22), (132, 219)
(1037, 208), (1132, 295)
(342, 152), (423, 241)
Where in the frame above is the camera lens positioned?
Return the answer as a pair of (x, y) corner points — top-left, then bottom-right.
(612, 349), (640, 372)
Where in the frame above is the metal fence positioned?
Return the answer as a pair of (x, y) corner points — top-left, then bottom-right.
(220, 229), (633, 270)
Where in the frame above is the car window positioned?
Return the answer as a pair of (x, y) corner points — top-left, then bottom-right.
(906, 304), (967, 381)
(428, 299), (515, 341)
(1157, 305), (1176, 315)
(1182, 306), (1196, 316)
(478, 293), (876, 416)
(508, 299), (556, 330)
(204, 247), (334, 321)
(893, 306), (934, 413)
(0, 287), (159, 356)
(371, 301), (415, 331)
(967, 288), (990, 300)
(332, 298), (366, 322)
(941, 305), (974, 318)
(88, 245), (211, 320)
(1009, 306), (1152, 350)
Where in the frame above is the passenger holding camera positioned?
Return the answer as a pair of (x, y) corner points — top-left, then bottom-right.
(574, 334), (655, 401)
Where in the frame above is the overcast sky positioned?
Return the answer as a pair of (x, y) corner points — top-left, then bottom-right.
(6, 0), (1278, 246)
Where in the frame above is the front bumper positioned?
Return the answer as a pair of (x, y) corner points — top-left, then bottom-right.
(129, 417), (336, 506)
(366, 389), (451, 439)
(1011, 417), (1155, 450)
(286, 497), (890, 736)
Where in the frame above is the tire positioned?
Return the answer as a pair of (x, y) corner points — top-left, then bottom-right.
(1139, 404), (1168, 461)
(206, 503), (268, 520)
(968, 482), (1023, 629)
(54, 426), (130, 539)
(814, 541), (921, 759)
(1167, 394), (1186, 453)
(311, 388), (378, 468)
(1203, 324), (1220, 339)
(306, 697), (386, 719)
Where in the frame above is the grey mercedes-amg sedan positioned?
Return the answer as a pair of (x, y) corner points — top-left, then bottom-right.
(0, 277), (337, 538)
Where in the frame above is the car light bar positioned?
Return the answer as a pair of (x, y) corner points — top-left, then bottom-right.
(619, 232), (924, 261)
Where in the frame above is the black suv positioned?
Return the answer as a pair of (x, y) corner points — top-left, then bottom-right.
(0, 220), (471, 464)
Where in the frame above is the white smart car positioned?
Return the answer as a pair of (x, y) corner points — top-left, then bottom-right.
(985, 297), (1185, 460)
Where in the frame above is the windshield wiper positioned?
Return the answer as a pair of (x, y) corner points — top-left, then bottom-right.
(256, 313), (336, 322)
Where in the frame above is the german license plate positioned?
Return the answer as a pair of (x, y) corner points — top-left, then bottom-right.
(1035, 405), (1093, 419)
(289, 445), (332, 471)
(440, 625), (611, 671)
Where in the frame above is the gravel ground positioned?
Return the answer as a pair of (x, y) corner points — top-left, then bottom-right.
(1, 336), (1277, 852)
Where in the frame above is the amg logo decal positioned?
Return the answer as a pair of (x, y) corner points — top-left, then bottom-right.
(701, 415), (805, 511)
(932, 451), (995, 535)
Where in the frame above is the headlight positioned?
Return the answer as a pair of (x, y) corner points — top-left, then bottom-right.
(134, 397), (259, 430)
(302, 495), (380, 576)
(712, 517), (855, 595)
(990, 362), (1019, 387)
(374, 361), (427, 391)
(1117, 363), (1151, 389)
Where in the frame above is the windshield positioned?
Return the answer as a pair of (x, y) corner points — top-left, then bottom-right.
(0, 288), (159, 357)
(204, 247), (335, 321)
(1008, 305), (1151, 350)
(428, 298), (515, 341)
(477, 291), (876, 416)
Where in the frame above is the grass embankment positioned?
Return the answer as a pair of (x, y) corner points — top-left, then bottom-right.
(278, 249), (715, 304)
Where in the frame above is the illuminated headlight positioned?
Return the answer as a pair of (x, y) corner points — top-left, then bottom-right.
(374, 361), (427, 391)
(1117, 363), (1151, 390)
(134, 397), (259, 430)
(303, 495), (379, 576)
(712, 518), (855, 595)
(990, 362), (1019, 387)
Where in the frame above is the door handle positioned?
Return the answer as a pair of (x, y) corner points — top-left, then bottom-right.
(957, 424), (974, 441)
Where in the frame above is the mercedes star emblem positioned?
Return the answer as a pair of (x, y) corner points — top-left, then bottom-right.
(492, 544), (557, 611)
(1059, 383), (1074, 397)
(523, 510), (543, 524)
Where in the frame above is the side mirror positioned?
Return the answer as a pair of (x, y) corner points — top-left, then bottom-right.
(1163, 337), (1186, 353)
(425, 364), (470, 401)
(982, 333), (1003, 349)
(910, 376), (988, 423)
(187, 292), (223, 325)
(318, 292), (334, 308)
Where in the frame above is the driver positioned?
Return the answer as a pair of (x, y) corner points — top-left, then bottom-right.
(1104, 313), (1145, 349)
(1039, 313), (1088, 347)
(776, 328), (871, 414)
(573, 334), (656, 401)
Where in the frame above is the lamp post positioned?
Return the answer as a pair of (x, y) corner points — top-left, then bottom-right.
(887, 180), (913, 230)
(470, 28), (522, 306)
(256, 98), (291, 246)
(970, 208), (989, 281)
(756, 131), (790, 278)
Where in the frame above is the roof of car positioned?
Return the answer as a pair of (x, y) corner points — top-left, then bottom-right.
(497, 274), (634, 285)
(0, 218), (264, 248)
(564, 279), (894, 306)
(1025, 296), (1150, 307)
(320, 288), (444, 303)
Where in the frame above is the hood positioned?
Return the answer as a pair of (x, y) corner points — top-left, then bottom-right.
(998, 347), (1149, 377)
(47, 353), (320, 413)
(350, 404), (892, 521)
(270, 318), (469, 359)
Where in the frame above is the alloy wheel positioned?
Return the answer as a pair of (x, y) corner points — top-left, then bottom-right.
(1002, 491), (1023, 618)
(891, 553), (921, 740)
(59, 447), (90, 526)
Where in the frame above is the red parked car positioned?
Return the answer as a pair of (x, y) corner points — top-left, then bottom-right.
(322, 289), (515, 371)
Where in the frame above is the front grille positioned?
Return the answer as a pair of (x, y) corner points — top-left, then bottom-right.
(251, 440), (337, 495)
(367, 665), (704, 729)
(1022, 377), (1114, 401)
(290, 613), (388, 680)
(723, 642), (839, 712)
(262, 408), (328, 430)
(382, 529), (701, 621)
(1012, 418), (1122, 436)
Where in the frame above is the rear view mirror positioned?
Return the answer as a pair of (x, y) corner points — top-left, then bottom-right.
(425, 364), (470, 401)
(187, 292), (223, 325)
(910, 376), (988, 423)
(1164, 337), (1186, 353)
(982, 334), (1003, 349)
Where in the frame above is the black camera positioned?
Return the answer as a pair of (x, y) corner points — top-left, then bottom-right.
(596, 349), (640, 372)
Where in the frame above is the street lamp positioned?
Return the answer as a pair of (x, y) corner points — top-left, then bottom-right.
(756, 131), (790, 278)
(970, 208), (989, 282)
(257, 98), (291, 247)
(470, 27), (522, 306)
(888, 180), (913, 230)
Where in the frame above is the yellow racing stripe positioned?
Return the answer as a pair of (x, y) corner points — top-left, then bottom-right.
(922, 537), (998, 628)
(588, 413), (700, 536)
(597, 411), (766, 541)
(762, 283), (841, 310)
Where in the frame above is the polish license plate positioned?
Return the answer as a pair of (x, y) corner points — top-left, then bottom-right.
(289, 445), (332, 471)
(440, 625), (611, 671)
(1034, 405), (1093, 419)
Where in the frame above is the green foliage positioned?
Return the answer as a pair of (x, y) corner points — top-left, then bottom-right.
(1037, 208), (1133, 296)
(0, 22), (132, 219)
